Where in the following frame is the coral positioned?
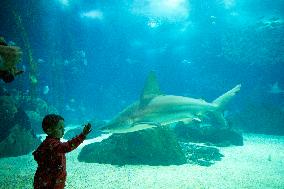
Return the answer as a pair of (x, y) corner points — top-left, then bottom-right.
(179, 142), (224, 166)
(25, 111), (42, 133)
(0, 85), (9, 96)
(13, 93), (58, 133)
(0, 96), (17, 120)
(0, 45), (22, 69)
(15, 93), (58, 116)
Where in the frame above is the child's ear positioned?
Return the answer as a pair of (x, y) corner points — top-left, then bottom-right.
(46, 128), (53, 135)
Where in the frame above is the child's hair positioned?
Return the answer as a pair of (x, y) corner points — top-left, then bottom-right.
(42, 114), (64, 133)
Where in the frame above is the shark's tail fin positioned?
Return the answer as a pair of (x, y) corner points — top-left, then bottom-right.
(212, 84), (241, 111)
(208, 84), (241, 128)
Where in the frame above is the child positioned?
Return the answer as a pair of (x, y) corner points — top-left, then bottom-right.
(33, 114), (91, 189)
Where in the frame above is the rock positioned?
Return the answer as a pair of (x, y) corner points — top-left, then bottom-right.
(0, 124), (40, 158)
(174, 123), (243, 146)
(0, 96), (40, 157)
(0, 96), (18, 140)
(78, 127), (187, 166)
(228, 104), (284, 135)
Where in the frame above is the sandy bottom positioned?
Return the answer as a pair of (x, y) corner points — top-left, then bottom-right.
(0, 133), (284, 189)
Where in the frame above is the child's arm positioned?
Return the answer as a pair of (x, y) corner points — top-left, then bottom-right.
(53, 123), (92, 153)
(52, 133), (85, 153)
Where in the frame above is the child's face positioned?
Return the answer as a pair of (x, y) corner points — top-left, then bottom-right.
(49, 120), (65, 138)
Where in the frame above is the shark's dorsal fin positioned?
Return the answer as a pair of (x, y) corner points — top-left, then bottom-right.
(139, 71), (162, 108)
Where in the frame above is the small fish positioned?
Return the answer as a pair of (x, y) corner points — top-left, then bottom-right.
(80, 10), (103, 20)
(64, 60), (69, 65)
(30, 75), (38, 84)
(22, 65), (26, 72)
(65, 104), (75, 112)
(43, 85), (49, 95)
(8, 41), (16, 46)
(210, 16), (217, 25)
(80, 50), (86, 58)
(181, 59), (192, 65)
(37, 58), (45, 64)
(60, 0), (69, 6)
(83, 59), (88, 66)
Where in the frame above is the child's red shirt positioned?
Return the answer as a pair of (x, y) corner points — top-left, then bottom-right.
(33, 134), (85, 189)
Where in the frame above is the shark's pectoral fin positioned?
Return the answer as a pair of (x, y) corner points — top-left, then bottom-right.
(119, 122), (159, 133)
(181, 117), (202, 125)
(130, 121), (161, 131)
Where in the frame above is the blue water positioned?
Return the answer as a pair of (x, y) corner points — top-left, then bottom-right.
(1, 0), (283, 125)
(1, 1), (284, 188)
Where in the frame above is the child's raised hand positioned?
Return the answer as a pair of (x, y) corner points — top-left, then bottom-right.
(82, 123), (92, 136)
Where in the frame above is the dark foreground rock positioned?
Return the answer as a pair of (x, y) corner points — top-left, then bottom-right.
(78, 126), (225, 166)
(78, 127), (187, 166)
(0, 124), (40, 157)
(174, 123), (243, 146)
(0, 96), (40, 157)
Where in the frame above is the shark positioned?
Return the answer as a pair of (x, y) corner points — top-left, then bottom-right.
(100, 71), (241, 133)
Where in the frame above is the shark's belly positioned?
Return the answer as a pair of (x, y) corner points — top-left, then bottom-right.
(135, 108), (196, 125)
